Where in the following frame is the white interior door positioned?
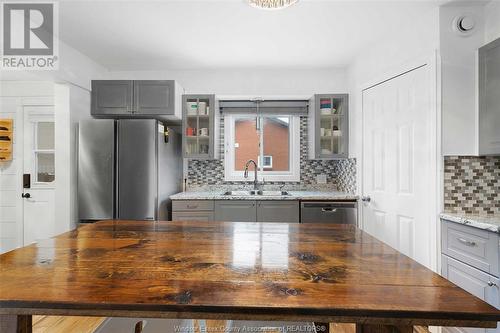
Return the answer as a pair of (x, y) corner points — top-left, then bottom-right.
(22, 107), (56, 245)
(362, 65), (436, 269)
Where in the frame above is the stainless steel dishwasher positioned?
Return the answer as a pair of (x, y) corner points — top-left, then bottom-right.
(300, 201), (357, 224)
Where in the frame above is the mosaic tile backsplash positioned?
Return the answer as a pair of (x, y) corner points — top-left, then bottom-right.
(444, 156), (500, 216)
(186, 116), (357, 193)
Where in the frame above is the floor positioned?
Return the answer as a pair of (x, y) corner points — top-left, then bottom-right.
(33, 316), (106, 333)
(33, 316), (428, 333)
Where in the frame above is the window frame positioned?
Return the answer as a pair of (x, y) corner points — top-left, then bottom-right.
(31, 118), (55, 187)
(224, 113), (300, 182)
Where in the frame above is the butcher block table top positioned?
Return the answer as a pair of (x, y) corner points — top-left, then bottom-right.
(1, 220), (499, 332)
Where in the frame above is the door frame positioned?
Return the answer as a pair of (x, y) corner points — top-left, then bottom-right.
(358, 51), (442, 272)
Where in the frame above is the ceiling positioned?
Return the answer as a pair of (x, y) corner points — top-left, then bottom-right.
(58, 0), (440, 70)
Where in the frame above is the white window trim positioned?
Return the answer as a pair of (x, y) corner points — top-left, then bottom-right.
(257, 155), (273, 169)
(29, 115), (55, 188)
(224, 114), (300, 182)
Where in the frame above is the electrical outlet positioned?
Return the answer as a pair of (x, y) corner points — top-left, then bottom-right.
(316, 174), (327, 184)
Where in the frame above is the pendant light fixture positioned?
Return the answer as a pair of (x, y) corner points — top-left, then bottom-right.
(247, 0), (298, 10)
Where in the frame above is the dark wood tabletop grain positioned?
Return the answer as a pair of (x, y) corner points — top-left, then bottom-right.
(0, 220), (499, 332)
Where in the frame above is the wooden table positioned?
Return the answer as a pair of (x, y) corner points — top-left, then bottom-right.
(1, 220), (499, 333)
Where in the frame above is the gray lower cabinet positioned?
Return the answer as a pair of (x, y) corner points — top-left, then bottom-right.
(172, 211), (214, 222)
(257, 201), (299, 223)
(214, 200), (257, 222)
(442, 220), (499, 276)
(91, 80), (133, 116)
(172, 200), (214, 222)
(441, 219), (500, 333)
(173, 199), (299, 223)
(442, 255), (499, 333)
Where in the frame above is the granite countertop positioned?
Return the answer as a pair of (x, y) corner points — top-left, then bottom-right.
(440, 212), (500, 233)
(170, 190), (358, 201)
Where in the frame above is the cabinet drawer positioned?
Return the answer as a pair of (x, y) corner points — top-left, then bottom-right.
(257, 201), (299, 223)
(172, 211), (214, 222)
(442, 254), (499, 309)
(442, 220), (499, 276)
(172, 200), (214, 211)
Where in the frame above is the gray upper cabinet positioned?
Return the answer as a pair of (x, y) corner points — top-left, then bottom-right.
(134, 81), (174, 115)
(91, 80), (133, 116)
(478, 37), (500, 156)
(91, 80), (183, 122)
(214, 200), (256, 222)
(183, 94), (220, 159)
(257, 201), (299, 223)
(308, 94), (349, 159)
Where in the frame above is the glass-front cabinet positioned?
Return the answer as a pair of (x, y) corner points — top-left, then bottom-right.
(182, 94), (219, 159)
(308, 94), (349, 159)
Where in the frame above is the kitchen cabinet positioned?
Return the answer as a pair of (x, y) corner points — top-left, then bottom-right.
(172, 211), (214, 222)
(91, 80), (183, 122)
(442, 220), (498, 276)
(442, 36), (500, 156)
(214, 200), (256, 222)
(441, 219), (500, 333)
(91, 80), (133, 116)
(256, 201), (299, 223)
(172, 200), (214, 221)
(442, 255), (499, 333)
(308, 94), (349, 159)
(182, 94), (220, 159)
(478, 37), (500, 155)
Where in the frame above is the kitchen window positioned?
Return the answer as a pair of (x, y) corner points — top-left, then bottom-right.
(33, 121), (55, 184)
(224, 113), (300, 182)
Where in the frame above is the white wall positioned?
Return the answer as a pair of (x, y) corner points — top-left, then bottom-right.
(347, 7), (440, 162)
(440, 3), (486, 155)
(0, 33), (103, 241)
(54, 83), (92, 233)
(107, 68), (348, 96)
(0, 38), (107, 90)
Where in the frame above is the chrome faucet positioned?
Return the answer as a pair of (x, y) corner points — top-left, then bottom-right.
(244, 159), (259, 190)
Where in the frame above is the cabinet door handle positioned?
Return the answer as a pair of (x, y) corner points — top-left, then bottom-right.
(488, 281), (497, 287)
(186, 205), (198, 209)
(457, 237), (477, 247)
(321, 208), (337, 213)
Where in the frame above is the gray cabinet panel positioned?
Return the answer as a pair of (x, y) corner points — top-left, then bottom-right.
(442, 220), (499, 277)
(172, 200), (215, 211)
(172, 211), (214, 222)
(478, 37), (500, 155)
(134, 80), (175, 115)
(257, 201), (299, 223)
(442, 255), (499, 308)
(214, 200), (256, 222)
(92, 80), (133, 115)
(442, 254), (499, 333)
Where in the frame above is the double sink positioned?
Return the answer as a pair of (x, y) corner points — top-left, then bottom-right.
(223, 190), (290, 197)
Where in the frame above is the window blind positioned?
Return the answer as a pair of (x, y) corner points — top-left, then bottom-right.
(219, 100), (308, 115)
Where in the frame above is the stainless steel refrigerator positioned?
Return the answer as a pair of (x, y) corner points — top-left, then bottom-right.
(78, 119), (182, 221)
